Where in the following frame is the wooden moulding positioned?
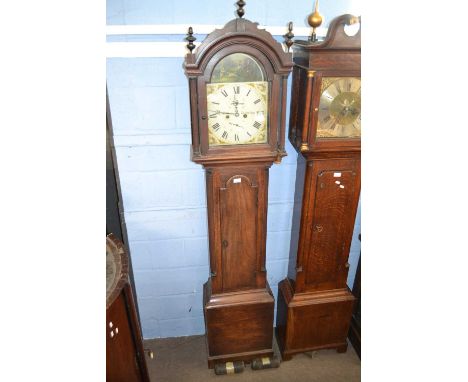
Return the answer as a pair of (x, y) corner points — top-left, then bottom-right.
(276, 278), (355, 360)
(203, 280), (274, 368)
(106, 233), (129, 309)
(106, 234), (150, 382)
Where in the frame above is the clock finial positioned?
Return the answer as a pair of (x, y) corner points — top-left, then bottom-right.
(284, 22), (294, 52)
(236, 0), (246, 18)
(185, 26), (196, 53)
(307, 0), (323, 42)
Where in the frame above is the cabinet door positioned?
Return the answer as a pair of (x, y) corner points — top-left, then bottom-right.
(302, 158), (360, 291)
(220, 175), (259, 291)
(106, 293), (142, 382)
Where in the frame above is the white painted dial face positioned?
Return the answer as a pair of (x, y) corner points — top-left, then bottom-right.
(317, 77), (361, 139)
(206, 81), (268, 145)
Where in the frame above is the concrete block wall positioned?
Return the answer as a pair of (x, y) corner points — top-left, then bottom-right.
(107, 0), (362, 339)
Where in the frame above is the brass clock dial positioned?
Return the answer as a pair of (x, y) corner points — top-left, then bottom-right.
(206, 81), (268, 145)
(317, 77), (361, 138)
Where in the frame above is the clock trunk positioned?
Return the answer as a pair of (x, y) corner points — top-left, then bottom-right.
(202, 163), (274, 367)
(276, 156), (360, 359)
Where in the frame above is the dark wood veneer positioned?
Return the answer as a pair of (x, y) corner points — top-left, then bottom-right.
(106, 234), (150, 382)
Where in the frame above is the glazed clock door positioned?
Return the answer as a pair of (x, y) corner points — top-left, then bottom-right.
(317, 77), (361, 139)
(299, 158), (361, 292)
(206, 53), (269, 146)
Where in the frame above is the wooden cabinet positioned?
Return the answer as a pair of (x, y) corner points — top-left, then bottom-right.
(348, 243), (361, 358)
(275, 14), (361, 361)
(107, 234), (150, 382)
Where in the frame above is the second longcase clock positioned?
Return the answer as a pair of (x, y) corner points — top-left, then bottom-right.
(184, 1), (293, 368)
(276, 14), (361, 360)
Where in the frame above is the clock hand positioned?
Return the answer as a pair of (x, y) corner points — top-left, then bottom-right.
(341, 99), (355, 107)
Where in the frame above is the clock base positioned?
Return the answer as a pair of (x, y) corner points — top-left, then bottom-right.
(275, 278), (355, 361)
(203, 280), (274, 369)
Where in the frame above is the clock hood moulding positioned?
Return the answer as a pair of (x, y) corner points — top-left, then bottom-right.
(295, 14), (361, 50)
(184, 17), (293, 166)
(184, 18), (293, 76)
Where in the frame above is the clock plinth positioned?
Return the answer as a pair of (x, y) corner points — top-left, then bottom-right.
(277, 14), (361, 360)
(203, 280), (274, 368)
(276, 280), (355, 360)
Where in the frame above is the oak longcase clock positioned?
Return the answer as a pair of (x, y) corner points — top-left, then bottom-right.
(276, 13), (361, 360)
(183, 1), (293, 368)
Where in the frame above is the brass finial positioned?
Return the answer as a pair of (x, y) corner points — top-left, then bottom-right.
(284, 22), (294, 52)
(307, 0), (323, 42)
(236, 0), (246, 18)
(185, 27), (196, 53)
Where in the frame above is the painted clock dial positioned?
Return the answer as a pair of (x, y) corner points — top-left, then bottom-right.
(317, 77), (361, 139)
(207, 81), (268, 145)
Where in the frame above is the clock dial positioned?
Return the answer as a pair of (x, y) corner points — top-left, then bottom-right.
(206, 81), (268, 145)
(317, 77), (361, 139)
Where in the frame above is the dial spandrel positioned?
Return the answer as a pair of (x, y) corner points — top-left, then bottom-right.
(206, 81), (268, 146)
(317, 77), (361, 139)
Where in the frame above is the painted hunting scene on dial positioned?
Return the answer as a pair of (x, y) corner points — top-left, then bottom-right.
(207, 53), (269, 146)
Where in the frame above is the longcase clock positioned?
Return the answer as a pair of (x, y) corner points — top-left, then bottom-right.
(183, 1), (293, 368)
(276, 13), (361, 360)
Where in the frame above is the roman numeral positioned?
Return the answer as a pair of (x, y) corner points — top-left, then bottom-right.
(209, 112), (218, 118)
(335, 82), (341, 93)
(211, 101), (220, 105)
(222, 131), (228, 139)
(234, 86), (240, 94)
(253, 121), (261, 129)
(221, 89), (228, 97)
(212, 123), (220, 131)
(246, 89), (251, 96)
(235, 134), (239, 142)
(322, 117), (335, 130)
(246, 132), (252, 137)
(254, 99), (261, 104)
